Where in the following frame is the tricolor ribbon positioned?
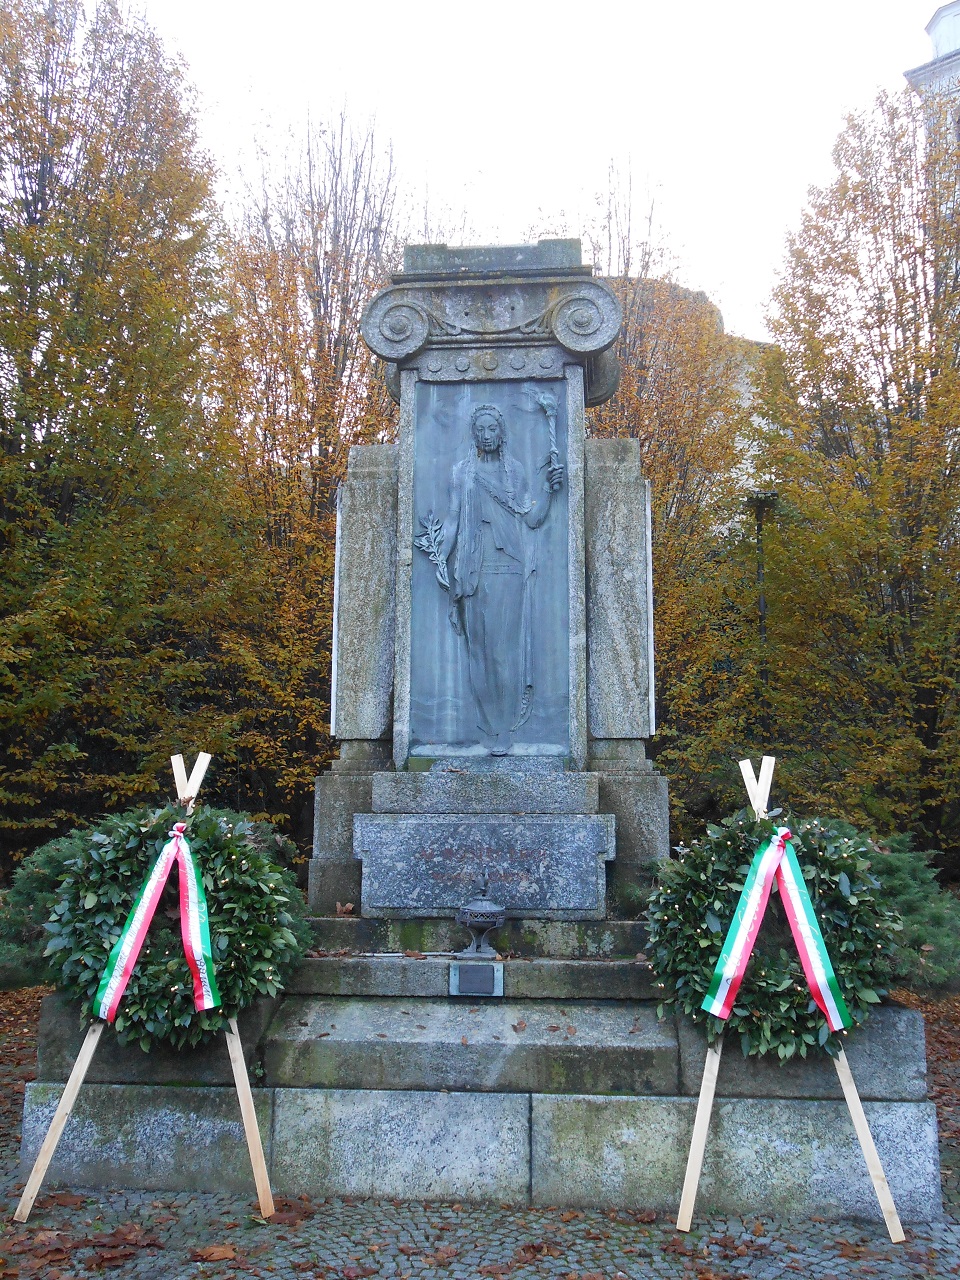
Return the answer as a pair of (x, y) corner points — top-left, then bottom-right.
(701, 826), (851, 1032)
(94, 822), (221, 1023)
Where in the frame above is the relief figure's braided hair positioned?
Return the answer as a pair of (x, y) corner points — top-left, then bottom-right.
(470, 404), (506, 436)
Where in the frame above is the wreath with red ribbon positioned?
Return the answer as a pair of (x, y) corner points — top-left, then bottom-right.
(645, 810), (903, 1058)
(44, 804), (309, 1051)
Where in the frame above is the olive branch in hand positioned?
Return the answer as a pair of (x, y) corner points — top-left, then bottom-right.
(414, 512), (449, 590)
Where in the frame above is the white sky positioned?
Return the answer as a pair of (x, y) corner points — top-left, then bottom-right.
(138, 0), (938, 340)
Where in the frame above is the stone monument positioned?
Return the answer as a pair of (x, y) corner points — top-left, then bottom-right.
(311, 237), (669, 920)
(21, 241), (942, 1223)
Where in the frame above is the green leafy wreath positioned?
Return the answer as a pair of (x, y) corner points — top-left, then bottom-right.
(645, 810), (903, 1059)
(44, 804), (310, 1051)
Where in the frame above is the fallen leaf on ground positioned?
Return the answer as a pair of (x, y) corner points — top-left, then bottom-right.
(87, 1245), (139, 1268)
(192, 1244), (237, 1262)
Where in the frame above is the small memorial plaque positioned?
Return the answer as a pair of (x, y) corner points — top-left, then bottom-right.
(449, 962), (503, 998)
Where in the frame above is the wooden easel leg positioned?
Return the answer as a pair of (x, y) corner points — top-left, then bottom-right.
(677, 1038), (723, 1232)
(225, 1017), (275, 1219)
(833, 1047), (905, 1243)
(14, 1021), (105, 1223)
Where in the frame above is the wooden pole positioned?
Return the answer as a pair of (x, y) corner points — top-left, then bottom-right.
(833, 1047), (905, 1243)
(15, 1022), (104, 1223)
(225, 1017), (275, 1219)
(677, 1038), (723, 1232)
(171, 752), (211, 816)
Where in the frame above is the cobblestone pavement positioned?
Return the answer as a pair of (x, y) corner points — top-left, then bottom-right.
(0, 988), (957, 1279)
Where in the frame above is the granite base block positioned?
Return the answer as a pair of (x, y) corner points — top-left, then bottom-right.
(285, 955), (658, 1000)
(306, 916), (648, 957)
(20, 1083), (273, 1193)
(262, 997), (679, 1095)
(271, 1088), (529, 1202)
(355, 813), (615, 917)
(307, 858), (362, 916)
(36, 994), (277, 1086)
(598, 770), (669, 861)
(531, 1095), (942, 1222)
(21, 1084), (940, 1219)
(678, 1007), (928, 1101)
(371, 769), (599, 814)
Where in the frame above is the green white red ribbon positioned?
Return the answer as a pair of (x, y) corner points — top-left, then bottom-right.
(701, 826), (851, 1032)
(94, 822), (221, 1023)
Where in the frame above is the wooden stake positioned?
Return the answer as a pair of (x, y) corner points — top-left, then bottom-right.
(738, 756), (776, 819)
(833, 1047), (905, 1243)
(15, 1021), (104, 1223)
(677, 1038), (723, 1232)
(225, 1017), (275, 1219)
(171, 752), (212, 815)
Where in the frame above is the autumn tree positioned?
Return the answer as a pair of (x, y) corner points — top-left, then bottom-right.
(753, 88), (960, 867)
(587, 234), (751, 832)
(211, 118), (399, 832)
(0, 0), (245, 867)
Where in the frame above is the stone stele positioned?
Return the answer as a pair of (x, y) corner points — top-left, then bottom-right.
(314, 238), (669, 920)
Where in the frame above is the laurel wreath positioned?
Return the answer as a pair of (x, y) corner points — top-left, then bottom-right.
(645, 810), (903, 1058)
(44, 804), (309, 1051)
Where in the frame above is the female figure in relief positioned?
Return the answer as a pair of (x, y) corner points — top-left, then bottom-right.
(437, 403), (563, 754)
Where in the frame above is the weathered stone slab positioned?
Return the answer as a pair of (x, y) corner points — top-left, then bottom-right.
(309, 771), (371, 912)
(584, 438), (654, 740)
(598, 771), (670, 908)
(371, 768), (599, 814)
(262, 997), (679, 1095)
(287, 956), (451, 998)
(503, 958), (658, 1001)
(404, 239), (582, 275)
(331, 444), (397, 741)
(307, 915), (648, 958)
(355, 813), (615, 918)
(531, 1095), (942, 1221)
(272, 1088), (529, 1202)
(678, 1006), (928, 1101)
(21, 1083), (273, 1193)
(36, 994), (276, 1086)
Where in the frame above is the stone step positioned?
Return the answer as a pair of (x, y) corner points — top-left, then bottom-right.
(19, 1083), (942, 1219)
(308, 916), (648, 957)
(371, 769), (599, 814)
(287, 956), (659, 1000)
(262, 996), (678, 1095)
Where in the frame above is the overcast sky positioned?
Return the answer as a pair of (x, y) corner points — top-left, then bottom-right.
(137, 0), (938, 340)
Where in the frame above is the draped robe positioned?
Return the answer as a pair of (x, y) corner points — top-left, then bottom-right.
(447, 451), (536, 740)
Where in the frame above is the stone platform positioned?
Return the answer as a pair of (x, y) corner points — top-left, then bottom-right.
(21, 938), (943, 1222)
